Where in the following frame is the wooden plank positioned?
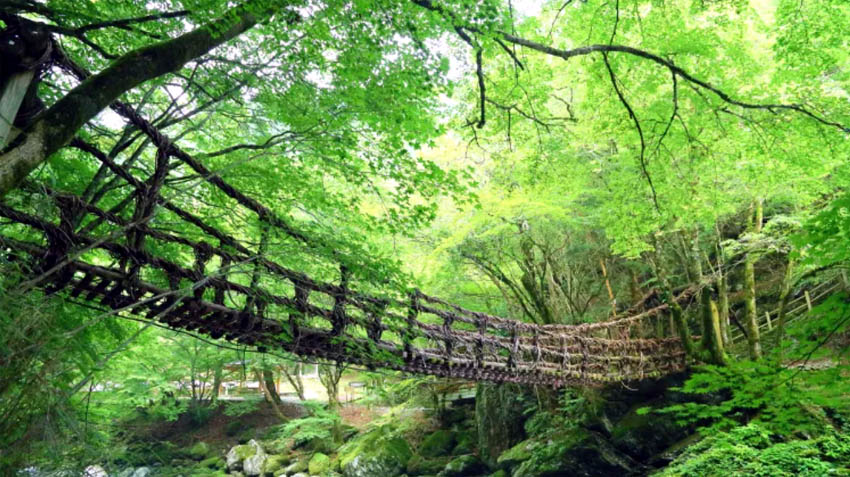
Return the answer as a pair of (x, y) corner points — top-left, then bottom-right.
(0, 71), (34, 148)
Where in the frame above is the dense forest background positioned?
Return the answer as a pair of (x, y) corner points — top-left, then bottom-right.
(2, 0), (850, 476)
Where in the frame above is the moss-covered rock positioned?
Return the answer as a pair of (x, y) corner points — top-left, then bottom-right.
(225, 439), (266, 475)
(309, 452), (331, 474)
(339, 431), (412, 477)
(187, 441), (210, 460)
(452, 430), (475, 456)
(609, 402), (689, 462)
(283, 457), (308, 475)
(406, 454), (451, 475)
(510, 430), (633, 477)
(496, 439), (533, 468)
(438, 454), (486, 477)
(419, 430), (457, 458)
(262, 454), (289, 474)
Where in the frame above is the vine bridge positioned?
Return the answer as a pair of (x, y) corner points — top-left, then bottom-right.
(0, 41), (694, 389)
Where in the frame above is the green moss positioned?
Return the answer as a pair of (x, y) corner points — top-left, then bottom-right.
(438, 454), (485, 477)
(187, 441), (210, 460)
(233, 443), (256, 460)
(496, 439), (533, 468)
(309, 452), (331, 474)
(407, 454), (451, 475)
(198, 456), (224, 469)
(262, 454), (289, 474)
(338, 427), (412, 476)
(419, 430), (456, 458)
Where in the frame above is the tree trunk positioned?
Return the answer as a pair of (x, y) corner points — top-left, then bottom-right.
(744, 200), (763, 360)
(774, 259), (795, 353)
(671, 302), (695, 357)
(318, 362), (343, 410)
(600, 258), (616, 316)
(254, 368), (286, 421)
(282, 362), (306, 401)
(649, 241), (694, 357)
(717, 272), (730, 345)
(210, 363), (223, 403)
(700, 288), (727, 365)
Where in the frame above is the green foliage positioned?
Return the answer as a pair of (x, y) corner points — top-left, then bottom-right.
(655, 357), (850, 436)
(266, 400), (341, 446)
(222, 397), (263, 417)
(657, 424), (850, 477)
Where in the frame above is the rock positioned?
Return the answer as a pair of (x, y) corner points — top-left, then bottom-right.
(406, 455), (451, 475)
(283, 458), (308, 475)
(451, 431), (475, 456)
(309, 452), (331, 474)
(131, 468), (152, 477)
(188, 441), (210, 460)
(510, 430), (633, 477)
(475, 383), (528, 468)
(262, 454), (289, 474)
(437, 455), (486, 477)
(419, 430), (456, 458)
(82, 466), (107, 477)
(243, 443), (268, 476)
(226, 439), (266, 475)
(341, 435), (412, 477)
(608, 402), (690, 462)
(496, 440), (533, 468)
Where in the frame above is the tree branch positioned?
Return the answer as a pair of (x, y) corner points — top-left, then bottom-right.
(0, 0), (285, 197)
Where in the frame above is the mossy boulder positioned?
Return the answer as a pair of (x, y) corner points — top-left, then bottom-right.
(419, 430), (456, 458)
(187, 441), (211, 460)
(609, 403), (689, 462)
(262, 454), (289, 474)
(451, 430), (475, 456)
(339, 431), (412, 477)
(438, 455), (486, 477)
(309, 452), (332, 474)
(496, 439), (533, 468)
(225, 439), (266, 475)
(509, 430), (633, 477)
(282, 458), (308, 475)
(406, 455), (451, 475)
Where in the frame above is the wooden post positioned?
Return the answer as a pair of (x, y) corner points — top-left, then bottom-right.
(0, 71), (34, 148)
(804, 291), (813, 311)
(765, 311), (772, 331)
